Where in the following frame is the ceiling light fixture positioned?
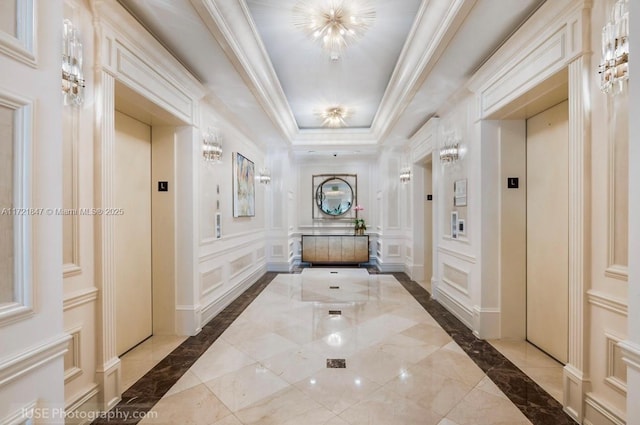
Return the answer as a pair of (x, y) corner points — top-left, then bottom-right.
(319, 106), (350, 127)
(293, 0), (376, 61)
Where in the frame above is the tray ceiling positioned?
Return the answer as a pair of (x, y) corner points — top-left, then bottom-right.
(118, 0), (546, 150)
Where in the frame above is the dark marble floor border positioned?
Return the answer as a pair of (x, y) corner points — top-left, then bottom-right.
(392, 273), (577, 425)
(94, 270), (575, 424)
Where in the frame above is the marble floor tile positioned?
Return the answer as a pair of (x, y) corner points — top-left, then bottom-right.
(102, 271), (575, 425)
(415, 347), (486, 387)
(294, 368), (380, 414)
(189, 340), (256, 383)
(339, 386), (443, 425)
(204, 363), (290, 412)
(445, 387), (533, 425)
(372, 332), (441, 364)
(348, 344), (414, 385)
(120, 335), (187, 391)
(231, 331), (299, 361)
(520, 366), (564, 402)
(489, 340), (563, 369)
(260, 346), (327, 384)
(384, 365), (473, 416)
(489, 340), (564, 402)
(211, 416), (243, 425)
(138, 383), (231, 425)
(234, 387), (330, 425)
(164, 370), (202, 397)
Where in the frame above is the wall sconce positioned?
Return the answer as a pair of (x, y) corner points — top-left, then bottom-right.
(202, 127), (223, 163)
(440, 131), (461, 164)
(258, 167), (271, 184)
(600, 0), (629, 95)
(400, 167), (411, 183)
(62, 19), (85, 106)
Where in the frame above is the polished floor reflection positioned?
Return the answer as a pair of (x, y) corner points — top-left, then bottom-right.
(136, 270), (541, 424)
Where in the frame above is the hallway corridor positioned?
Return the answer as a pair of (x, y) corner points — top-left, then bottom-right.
(99, 270), (574, 425)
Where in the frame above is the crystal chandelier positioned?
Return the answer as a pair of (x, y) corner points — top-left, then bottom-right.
(293, 0), (376, 61)
(202, 127), (223, 163)
(600, 0), (629, 95)
(318, 106), (350, 127)
(62, 19), (85, 106)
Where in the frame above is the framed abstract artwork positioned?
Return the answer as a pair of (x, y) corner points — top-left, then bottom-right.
(232, 152), (255, 217)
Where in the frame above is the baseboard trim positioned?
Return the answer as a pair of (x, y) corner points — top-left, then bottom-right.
(65, 384), (100, 425)
(266, 261), (292, 272)
(200, 266), (267, 325)
(433, 285), (473, 329)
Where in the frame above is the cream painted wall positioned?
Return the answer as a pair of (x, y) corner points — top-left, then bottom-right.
(427, 0), (630, 421)
(198, 102), (268, 326)
(625, 1), (640, 422)
(61, 0), (100, 416)
(0, 0), (67, 422)
(424, 160), (433, 286)
(499, 120), (527, 341)
(585, 0), (629, 419)
(152, 126), (176, 336)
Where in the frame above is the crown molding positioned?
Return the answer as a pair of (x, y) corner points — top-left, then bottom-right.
(190, 0), (474, 147)
(373, 0), (475, 145)
(190, 0), (298, 142)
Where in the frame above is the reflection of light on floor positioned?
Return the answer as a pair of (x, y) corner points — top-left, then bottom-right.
(327, 332), (343, 347)
(399, 369), (409, 380)
(354, 378), (362, 386)
(309, 378), (317, 385)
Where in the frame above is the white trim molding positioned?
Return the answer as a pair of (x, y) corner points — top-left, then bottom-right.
(619, 340), (640, 374)
(189, 0), (475, 147)
(605, 333), (627, 395)
(63, 287), (98, 311)
(464, 0), (592, 420)
(0, 90), (34, 327)
(584, 393), (626, 425)
(0, 0), (36, 68)
(433, 284), (473, 329)
(0, 400), (36, 425)
(0, 334), (71, 388)
(587, 290), (628, 316)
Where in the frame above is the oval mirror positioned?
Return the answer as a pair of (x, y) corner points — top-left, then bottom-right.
(316, 177), (354, 216)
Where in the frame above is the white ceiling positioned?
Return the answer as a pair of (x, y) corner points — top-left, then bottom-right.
(245, 0), (422, 129)
(118, 0), (546, 152)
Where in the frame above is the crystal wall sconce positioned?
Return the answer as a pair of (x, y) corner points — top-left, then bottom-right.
(600, 0), (629, 95)
(400, 167), (411, 183)
(62, 19), (85, 106)
(202, 127), (223, 163)
(440, 131), (461, 164)
(258, 168), (271, 184)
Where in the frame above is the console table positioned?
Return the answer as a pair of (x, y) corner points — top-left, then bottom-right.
(301, 235), (369, 265)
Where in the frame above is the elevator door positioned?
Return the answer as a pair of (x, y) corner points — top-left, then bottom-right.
(114, 110), (152, 356)
(526, 100), (569, 364)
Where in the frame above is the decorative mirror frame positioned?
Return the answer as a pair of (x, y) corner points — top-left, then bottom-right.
(312, 174), (358, 219)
